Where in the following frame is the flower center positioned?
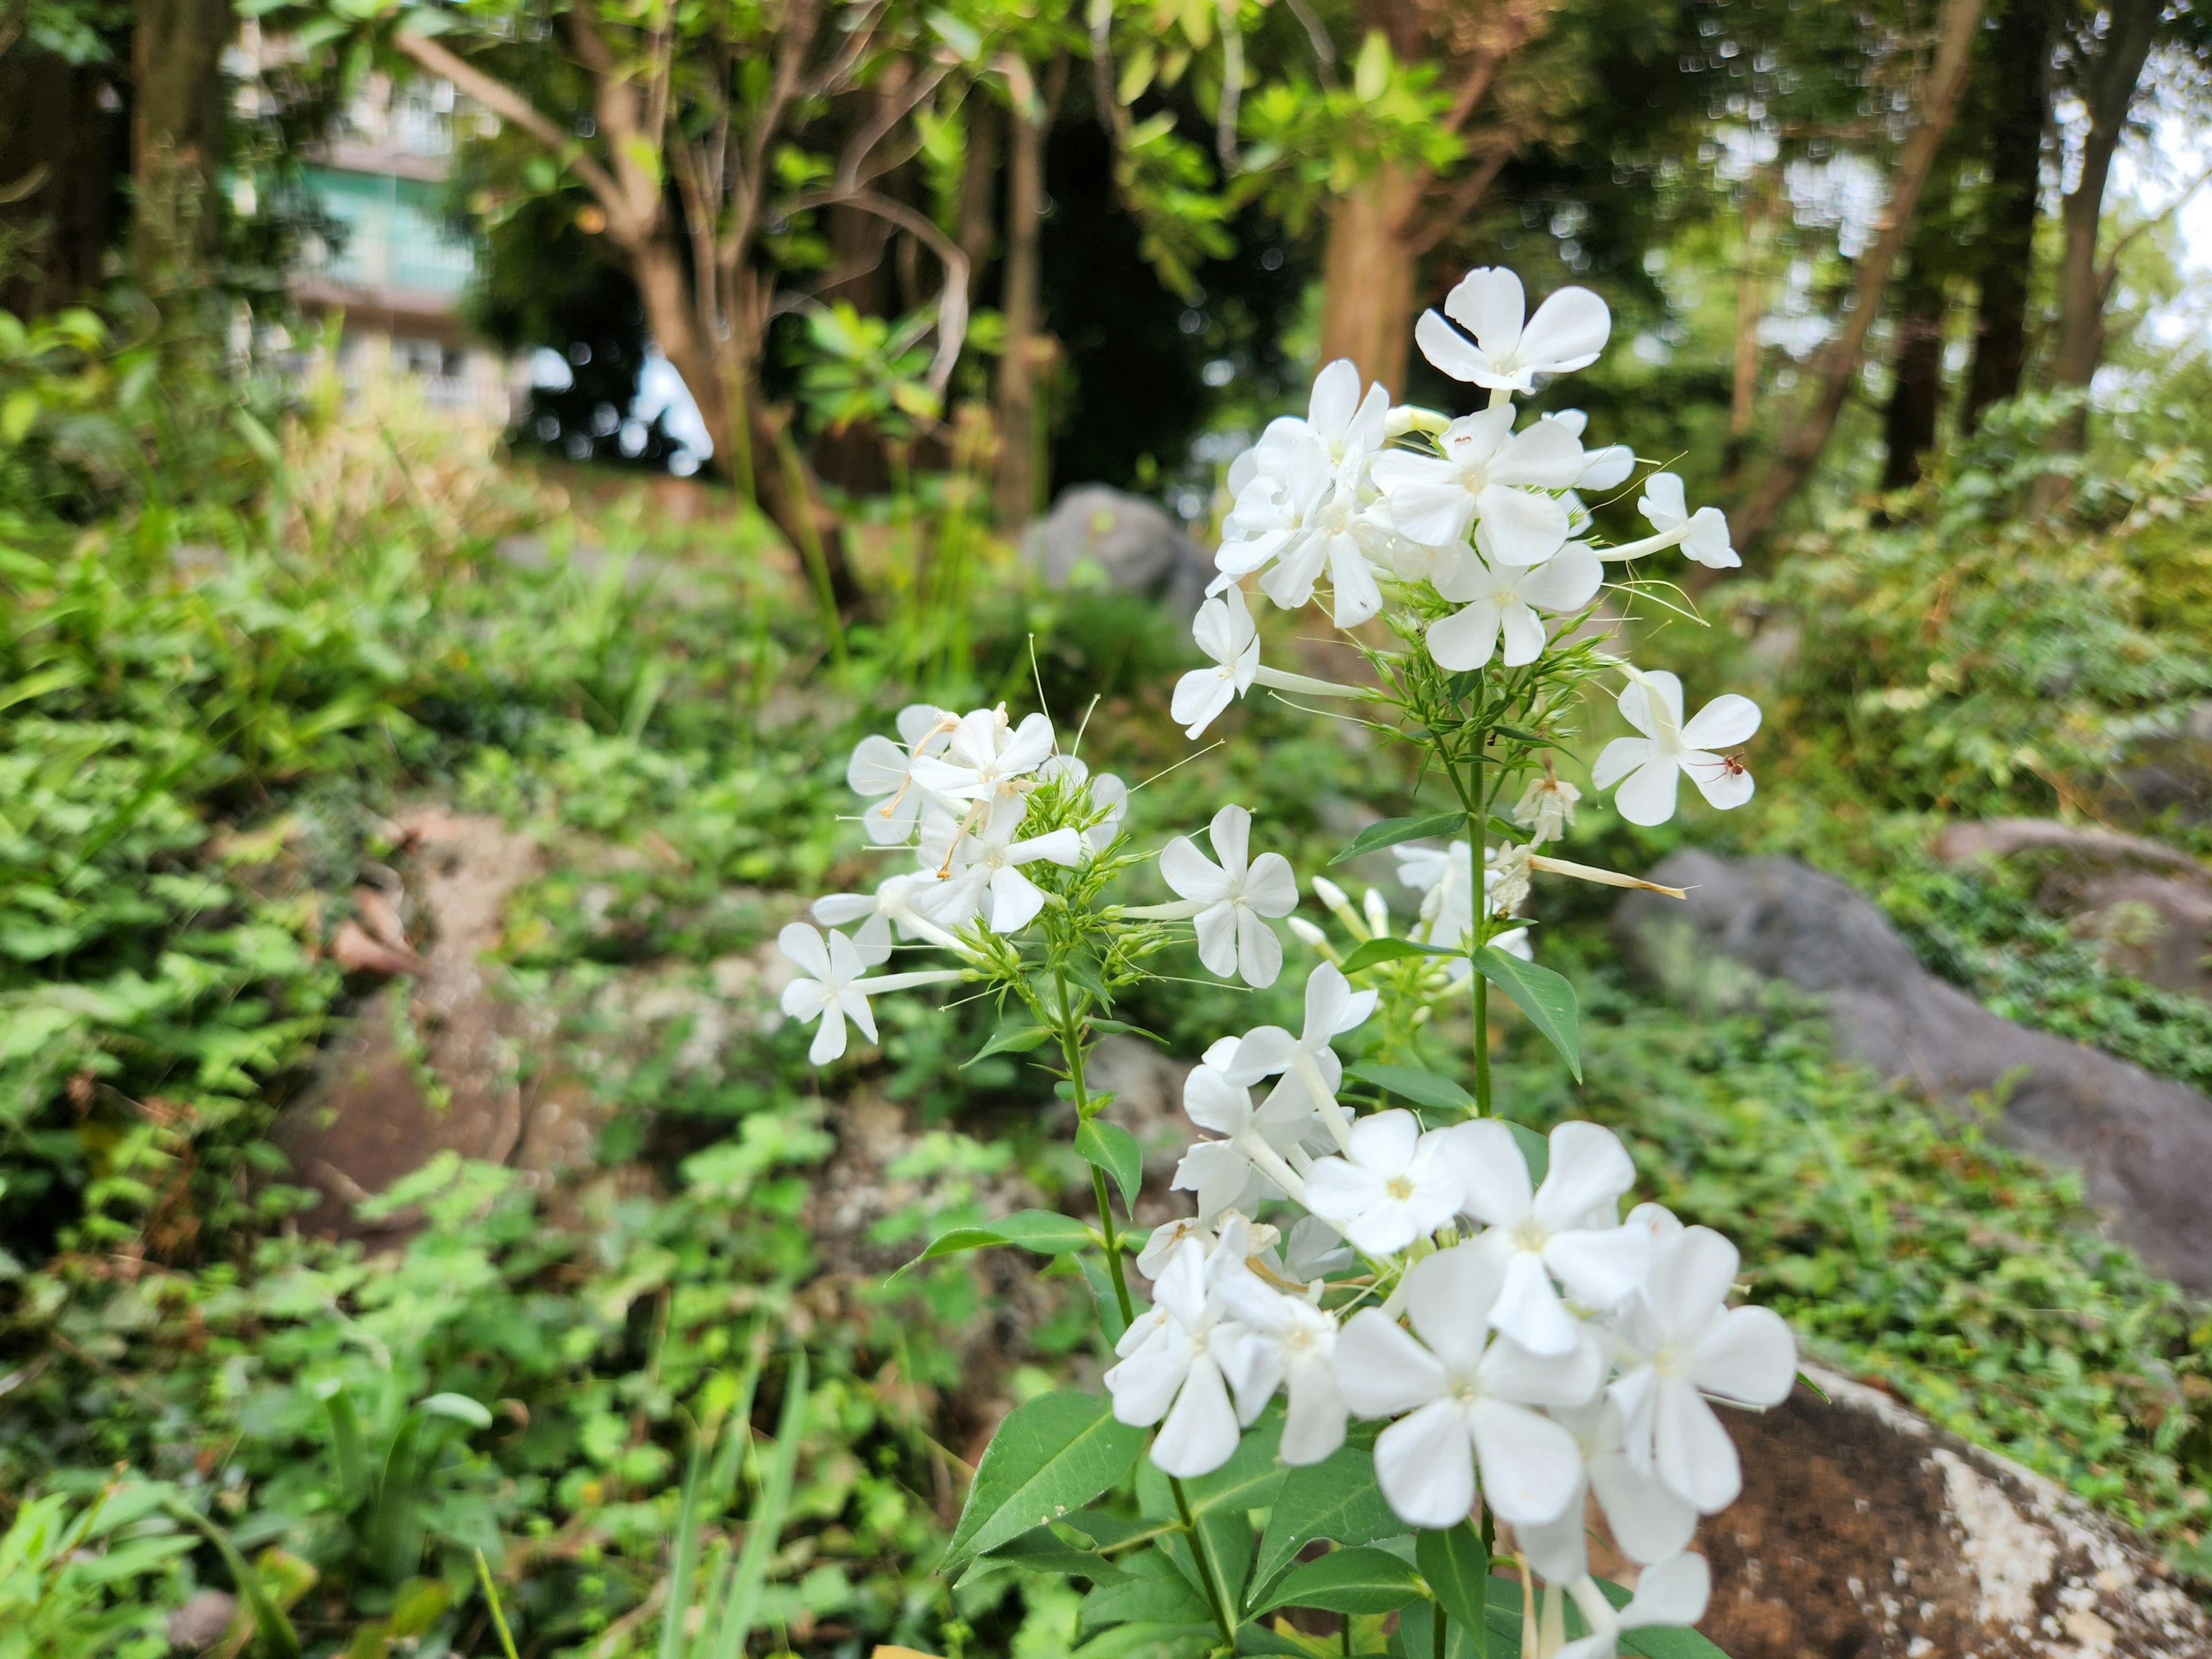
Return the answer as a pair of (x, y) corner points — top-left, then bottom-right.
(1385, 1175), (1416, 1202)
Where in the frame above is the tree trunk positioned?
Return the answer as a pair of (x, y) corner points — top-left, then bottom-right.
(130, 0), (230, 277)
(1730, 0), (1986, 554)
(1317, 166), (1422, 396)
(1723, 177), (1772, 486)
(0, 39), (130, 317)
(994, 84), (1046, 529)
(2047, 0), (2158, 450)
(957, 98), (999, 294)
(1881, 264), (1947, 489)
(1959, 0), (2051, 434)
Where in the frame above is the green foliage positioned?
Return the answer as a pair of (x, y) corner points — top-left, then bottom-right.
(0, 1483), (195, 1659)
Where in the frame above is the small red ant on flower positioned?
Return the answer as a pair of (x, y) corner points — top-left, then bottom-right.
(1698, 751), (1750, 778)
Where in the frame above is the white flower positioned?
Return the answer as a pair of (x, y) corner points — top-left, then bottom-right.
(1609, 1225), (1796, 1512)
(777, 923), (964, 1064)
(1102, 1236), (1247, 1478)
(1258, 488), (1386, 627)
(1370, 406), (1585, 563)
(1637, 473), (1738, 569)
(1214, 1269), (1349, 1465)
(1414, 267), (1612, 395)
(1161, 805), (1300, 987)
(921, 793), (1084, 934)
(1556, 1556), (1712, 1659)
(1427, 543), (1603, 671)
(1513, 1397), (1697, 1585)
(810, 870), (960, 963)
(1172, 585), (1261, 738)
(1137, 1215), (1215, 1280)
(1442, 1119), (1650, 1355)
(1217, 425), (1333, 585)
(1513, 775), (1581, 844)
(846, 703), (954, 845)
(907, 704), (1056, 803)
(1172, 1062), (1306, 1222)
(1294, 357), (1392, 479)
(1303, 1109), (1465, 1256)
(1037, 754), (1127, 853)
(1591, 671), (1762, 827)
(1221, 963), (1378, 1150)
(1395, 839), (1475, 955)
(1540, 410), (1635, 491)
(1332, 1244), (1601, 1528)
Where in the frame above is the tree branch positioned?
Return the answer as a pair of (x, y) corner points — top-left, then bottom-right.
(793, 186), (971, 392)
(391, 30), (624, 214)
(1404, 147), (1510, 257)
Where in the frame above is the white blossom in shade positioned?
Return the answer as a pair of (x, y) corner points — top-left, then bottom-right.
(1609, 1225), (1797, 1513)
(1557, 1555), (1712, 1659)
(920, 793), (1083, 934)
(810, 869), (960, 964)
(1293, 357), (1392, 479)
(1172, 1060), (1304, 1222)
(1037, 754), (1127, 854)
(1332, 1244), (1601, 1528)
(1624, 1200), (1684, 1248)
(907, 704), (1056, 804)
(1590, 671), (1762, 827)
(1214, 1267), (1350, 1465)
(846, 703), (954, 845)
(1427, 542), (1603, 671)
(1101, 1237), (1247, 1478)
(1369, 406), (1585, 564)
(1395, 839), (1475, 955)
(1259, 486), (1386, 627)
(1414, 267), (1612, 395)
(776, 923), (963, 1065)
(1172, 585), (1261, 737)
(1303, 1109), (1465, 1255)
(1513, 775), (1581, 844)
(1222, 963), (1379, 1149)
(1512, 1397), (1698, 1585)
(1442, 1119), (1651, 1355)
(1540, 411), (1635, 491)
(1162, 805), (1300, 987)
(1637, 473), (1738, 569)
(1283, 1213), (1355, 1279)
(1137, 1215), (1215, 1280)
(1216, 425), (1332, 585)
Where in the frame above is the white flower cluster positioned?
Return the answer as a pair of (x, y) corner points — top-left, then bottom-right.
(1176, 264), (1761, 831)
(779, 702), (1127, 1061)
(1118, 1006), (1794, 1650)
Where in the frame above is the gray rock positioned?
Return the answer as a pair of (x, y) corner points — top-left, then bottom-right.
(1615, 850), (2212, 1291)
(1020, 485), (1215, 619)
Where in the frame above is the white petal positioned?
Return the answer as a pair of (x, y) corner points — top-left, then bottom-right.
(1680, 693), (1762, 750)
(808, 1001), (848, 1065)
(1517, 1499), (1591, 1585)
(1622, 1552), (1710, 1630)
(1160, 836), (1231, 903)
(1578, 444), (1635, 490)
(1281, 1358), (1349, 1465)
(1347, 1107), (1421, 1175)
(986, 865), (1047, 933)
(1415, 308), (1500, 387)
(1543, 1227), (1652, 1310)
(1429, 601), (1503, 671)
(812, 892), (877, 926)
(1241, 853), (1299, 916)
(1515, 285), (1611, 374)
(1467, 1398), (1585, 1524)
(1303, 1157), (1386, 1227)
(1193, 900), (1241, 979)
(1612, 756), (1681, 827)
(1535, 1122), (1635, 1229)
(1308, 358), (1360, 437)
(1235, 907), (1284, 989)
(1333, 1307), (1448, 1417)
(847, 733), (912, 798)
(1522, 541), (1603, 610)
(839, 986), (878, 1047)
(1373, 1398), (1479, 1528)
(1653, 1376), (1740, 1512)
(1685, 753), (1756, 810)
(1172, 668), (1236, 738)
(1441, 1118), (1533, 1226)
(1589, 736), (1651, 791)
(778, 922), (833, 981)
(1589, 1455), (1698, 1566)
(1690, 1304), (1796, 1406)
(1403, 1242), (1504, 1372)
(1151, 1356), (1243, 1477)
(1488, 1248), (1581, 1357)
(1442, 266), (1526, 356)
(1472, 485), (1570, 567)
(1105, 1339), (1194, 1426)
(1209, 803), (1253, 876)
(1498, 602), (1548, 668)
(1637, 472), (1688, 529)
(1479, 1329), (1605, 1408)
(1491, 418), (1588, 490)
(1377, 472), (1478, 547)
(1649, 1228), (1739, 1336)
(1182, 1064), (1255, 1137)
(780, 977), (829, 1022)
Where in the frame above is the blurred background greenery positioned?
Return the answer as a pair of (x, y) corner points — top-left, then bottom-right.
(6, 0), (2212, 1654)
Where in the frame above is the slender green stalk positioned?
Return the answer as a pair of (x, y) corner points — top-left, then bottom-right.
(476, 1548), (522, 1659)
(1432, 1596), (1448, 1659)
(1169, 1471), (1238, 1646)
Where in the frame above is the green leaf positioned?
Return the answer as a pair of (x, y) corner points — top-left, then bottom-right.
(1593, 1580), (1732, 1659)
(1474, 946), (1581, 1081)
(1181, 1404), (1287, 1520)
(972, 1522), (1127, 1584)
(900, 1209), (1097, 1275)
(945, 1392), (1146, 1567)
(1330, 811), (1468, 865)
(1508, 1120), (1550, 1184)
(1344, 1062), (1473, 1112)
(1075, 1118), (1144, 1215)
(1090, 1018), (1165, 1042)
(1251, 1547), (1424, 1616)
(1415, 1526), (1490, 1631)
(1249, 1426), (1402, 1592)
(968, 1024), (1054, 1066)
(418, 1392), (493, 1429)
(1080, 1561), (1214, 1631)
(1339, 937), (1461, 975)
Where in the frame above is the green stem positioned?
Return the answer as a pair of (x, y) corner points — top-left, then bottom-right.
(1446, 740), (1495, 1119)
(1171, 1472), (1238, 1646)
(1054, 972), (1134, 1327)
(1432, 1593), (1448, 1659)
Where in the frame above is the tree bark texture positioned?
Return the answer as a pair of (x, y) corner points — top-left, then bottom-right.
(1316, 166), (1423, 395)
(2047, 0), (2158, 449)
(1730, 0), (1986, 554)
(131, 0), (231, 274)
(994, 83), (1046, 529)
(1881, 262), (1948, 488)
(1724, 176), (1774, 486)
(1959, 0), (2051, 433)
(0, 41), (130, 316)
